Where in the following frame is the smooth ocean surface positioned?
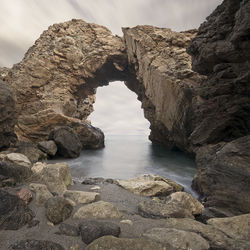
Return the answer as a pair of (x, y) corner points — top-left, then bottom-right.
(52, 135), (197, 196)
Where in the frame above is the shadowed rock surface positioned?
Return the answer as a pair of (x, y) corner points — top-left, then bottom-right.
(8, 239), (65, 250)
(0, 190), (34, 230)
(0, 79), (16, 149)
(187, 0), (250, 213)
(79, 220), (120, 244)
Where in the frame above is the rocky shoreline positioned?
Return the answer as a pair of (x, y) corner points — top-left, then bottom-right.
(0, 0), (250, 248)
(1, 156), (249, 249)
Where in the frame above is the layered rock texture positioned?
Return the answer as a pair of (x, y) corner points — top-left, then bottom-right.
(187, 0), (250, 214)
(2, 19), (126, 144)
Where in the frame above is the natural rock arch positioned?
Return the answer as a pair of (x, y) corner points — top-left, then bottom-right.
(2, 19), (201, 154)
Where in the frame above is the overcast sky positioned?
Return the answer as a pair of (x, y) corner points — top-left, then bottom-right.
(0, 0), (222, 135)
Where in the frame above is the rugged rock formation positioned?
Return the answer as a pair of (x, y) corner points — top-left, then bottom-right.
(0, 79), (16, 149)
(4, 19), (127, 143)
(3, 19), (201, 154)
(123, 26), (203, 151)
(1, 0), (249, 214)
(187, 0), (250, 214)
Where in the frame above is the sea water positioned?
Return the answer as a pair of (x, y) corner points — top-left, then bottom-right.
(55, 135), (197, 196)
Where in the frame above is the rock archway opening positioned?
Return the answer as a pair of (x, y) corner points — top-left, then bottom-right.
(89, 81), (150, 137)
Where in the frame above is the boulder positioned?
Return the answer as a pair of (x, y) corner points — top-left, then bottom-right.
(38, 140), (57, 156)
(5, 153), (31, 168)
(58, 223), (79, 236)
(167, 192), (204, 215)
(165, 217), (250, 249)
(73, 121), (105, 149)
(63, 190), (100, 204)
(193, 136), (250, 214)
(73, 201), (122, 219)
(8, 240), (65, 250)
(13, 141), (47, 163)
(143, 227), (209, 250)
(49, 126), (82, 158)
(45, 196), (73, 224)
(17, 187), (32, 204)
(79, 220), (120, 244)
(31, 162), (47, 176)
(86, 236), (166, 250)
(29, 183), (53, 205)
(138, 200), (194, 219)
(0, 79), (16, 150)
(117, 174), (183, 197)
(31, 162), (72, 194)
(0, 158), (32, 183)
(0, 190), (34, 230)
(207, 214), (250, 241)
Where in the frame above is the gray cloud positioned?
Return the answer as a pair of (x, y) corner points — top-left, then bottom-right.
(0, 0), (223, 135)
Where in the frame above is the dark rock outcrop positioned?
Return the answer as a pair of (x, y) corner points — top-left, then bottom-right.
(79, 220), (120, 244)
(187, 0), (250, 213)
(193, 136), (250, 214)
(0, 79), (16, 149)
(8, 240), (65, 250)
(0, 158), (32, 183)
(49, 126), (82, 158)
(38, 140), (57, 156)
(58, 223), (80, 237)
(0, 190), (34, 230)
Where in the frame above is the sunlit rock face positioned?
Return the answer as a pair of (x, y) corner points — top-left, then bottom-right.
(123, 26), (204, 152)
(3, 19), (201, 154)
(3, 19), (128, 142)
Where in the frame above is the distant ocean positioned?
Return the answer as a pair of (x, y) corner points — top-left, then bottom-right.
(52, 135), (198, 196)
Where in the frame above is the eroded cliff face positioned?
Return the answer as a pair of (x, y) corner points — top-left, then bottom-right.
(123, 26), (204, 152)
(187, 0), (250, 214)
(3, 19), (128, 142)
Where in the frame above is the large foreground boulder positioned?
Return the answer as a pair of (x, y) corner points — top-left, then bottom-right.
(8, 240), (65, 250)
(164, 217), (250, 249)
(86, 236), (166, 250)
(63, 190), (100, 204)
(117, 174), (183, 197)
(45, 196), (73, 224)
(138, 200), (194, 219)
(29, 183), (53, 205)
(0, 80), (16, 150)
(31, 162), (72, 194)
(0, 153), (33, 182)
(73, 201), (122, 219)
(143, 227), (209, 250)
(207, 214), (250, 241)
(0, 190), (34, 230)
(79, 220), (120, 244)
(138, 192), (203, 219)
